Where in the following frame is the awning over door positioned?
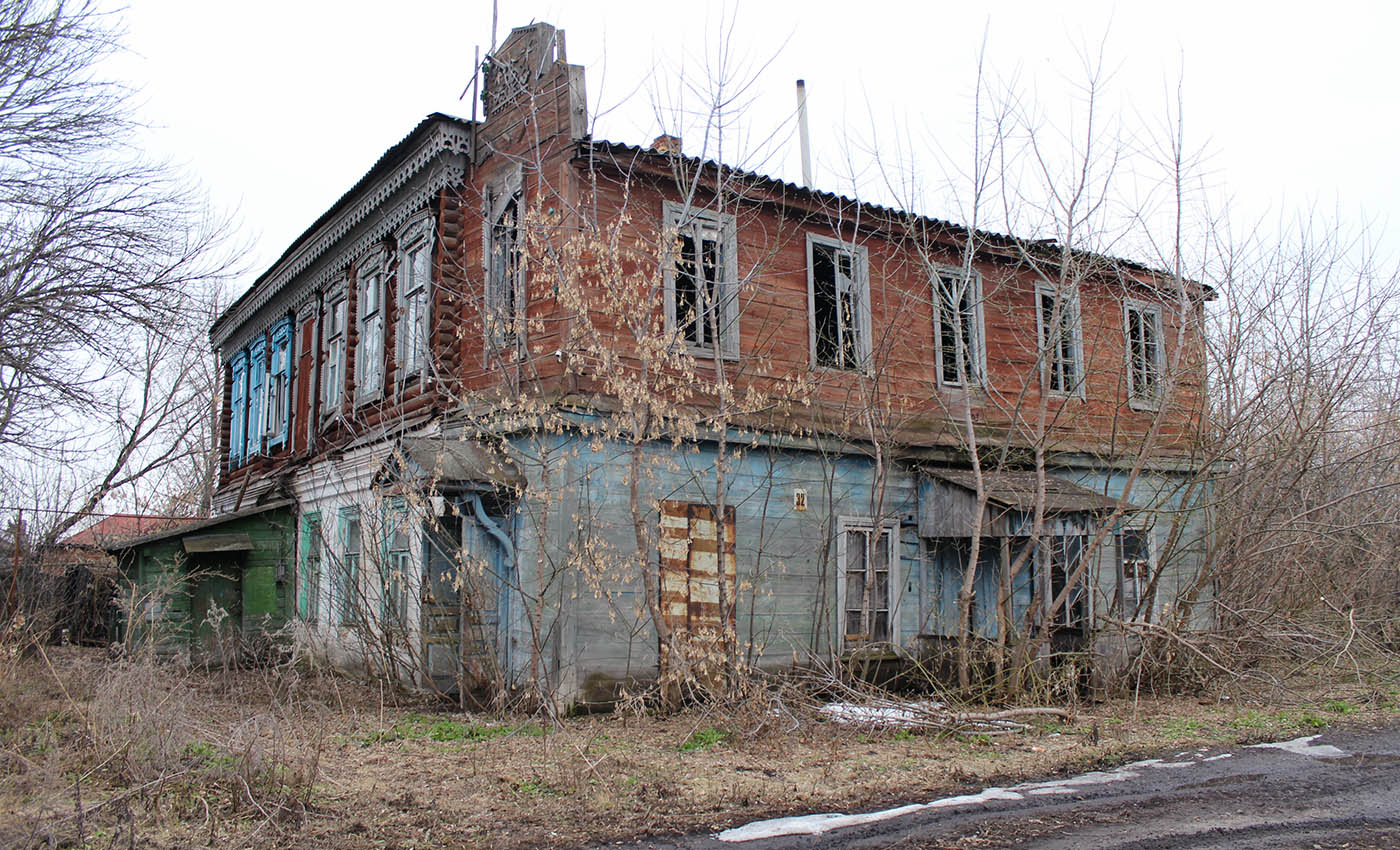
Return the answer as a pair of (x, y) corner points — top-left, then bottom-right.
(918, 470), (1133, 538)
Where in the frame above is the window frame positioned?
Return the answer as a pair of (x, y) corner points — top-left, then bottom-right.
(806, 233), (872, 372)
(1117, 526), (1156, 622)
(355, 252), (386, 403)
(396, 215), (434, 380)
(834, 516), (901, 650)
(382, 499), (413, 627)
(662, 200), (740, 360)
(266, 317), (294, 449)
(933, 266), (985, 387)
(244, 335), (266, 459)
(1034, 283), (1084, 398)
(1040, 533), (1093, 629)
(484, 172), (525, 357)
(298, 512), (322, 625)
(336, 507), (362, 627)
(1124, 299), (1165, 409)
(322, 287), (347, 417)
(228, 350), (248, 468)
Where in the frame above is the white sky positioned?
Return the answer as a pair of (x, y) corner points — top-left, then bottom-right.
(102, 0), (1400, 291)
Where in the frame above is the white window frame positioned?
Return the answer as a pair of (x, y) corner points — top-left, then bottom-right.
(933, 266), (985, 387)
(1035, 283), (1084, 397)
(1117, 526), (1156, 622)
(1124, 300), (1165, 409)
(265, 318), (293, 449)
(662, 200), (739, 359)
(322, 287), (347, 416)
(834, 517), (901, 650)
(484, 168), (525, 357)
(806, 233), (872, 372)
(396, 216), (434, 380)
(355, 251), (386, 402)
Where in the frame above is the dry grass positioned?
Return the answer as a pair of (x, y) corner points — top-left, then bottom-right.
(2, 647), (1397, 849)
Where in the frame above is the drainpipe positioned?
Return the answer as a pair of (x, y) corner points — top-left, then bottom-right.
(469, 493), (515, 675)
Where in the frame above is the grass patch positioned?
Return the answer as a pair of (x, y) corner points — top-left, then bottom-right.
(1323, 699), (1358, 715)
(679, 727), (728, 752)
(357, 713), (549, 747)
(1157, 717), (1210, 739)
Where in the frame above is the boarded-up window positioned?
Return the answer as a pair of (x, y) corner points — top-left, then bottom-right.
(659, 500), (736, 648)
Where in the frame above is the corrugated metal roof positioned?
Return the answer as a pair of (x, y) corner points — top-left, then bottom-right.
(578, 139), (1210, 295)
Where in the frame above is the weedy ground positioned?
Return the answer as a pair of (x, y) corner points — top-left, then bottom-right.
(2, 646), (1397, 849)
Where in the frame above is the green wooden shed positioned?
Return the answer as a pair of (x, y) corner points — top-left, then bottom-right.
(108, 500), (296, 655)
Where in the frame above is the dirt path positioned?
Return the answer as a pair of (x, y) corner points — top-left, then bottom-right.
(615, 719), (1400, 850)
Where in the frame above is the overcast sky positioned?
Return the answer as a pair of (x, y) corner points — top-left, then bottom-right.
(102, 0), (1400, 290)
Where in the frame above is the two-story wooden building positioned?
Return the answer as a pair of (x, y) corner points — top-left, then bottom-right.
(118, 22), (1212, 704)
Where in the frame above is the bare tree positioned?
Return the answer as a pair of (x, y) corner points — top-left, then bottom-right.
(0, 0), (230, 538)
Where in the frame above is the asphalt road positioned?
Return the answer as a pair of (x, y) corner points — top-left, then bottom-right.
(609, 720), (1400, 850)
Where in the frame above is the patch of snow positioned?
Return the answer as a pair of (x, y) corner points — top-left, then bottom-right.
(1249, 735), (1348, 759)
(1203, 752), (1233, 762)
(714, 789), (1020, 842)
(818, 701), (942, 727)
(1151, 760), (1197, 769)
(925, 788), (1023, 809)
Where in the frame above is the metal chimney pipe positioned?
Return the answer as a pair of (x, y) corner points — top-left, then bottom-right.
(796, 79), (812, 187)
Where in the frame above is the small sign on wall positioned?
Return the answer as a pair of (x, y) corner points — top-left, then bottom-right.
(794, 488), (808, 511)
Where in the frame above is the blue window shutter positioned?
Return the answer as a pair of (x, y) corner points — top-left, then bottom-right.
(245, 336), (266, 459)
(229, 351), (247, 467)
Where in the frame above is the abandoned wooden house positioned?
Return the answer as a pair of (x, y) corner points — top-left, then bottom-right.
(113, 22), (1212, 703)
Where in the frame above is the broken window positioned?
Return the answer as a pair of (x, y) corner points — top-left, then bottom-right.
(1037, 284), (1082, 395)
(485, 186), (524, 353)
(664, 202), (738, 357)
(1044, 534), (1090, 629)
(935, 268), (982, 386)
(838, 519), (898, 648)
(356, 255), (384, 400)
(322, 289), (346, 413)
(1125, 302), (1163, 405)
(809, 235), (869, 370)
(1118, 528), (1154, 621)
